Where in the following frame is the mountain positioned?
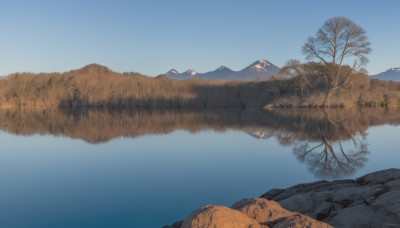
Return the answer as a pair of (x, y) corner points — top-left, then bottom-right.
(201, 65), (235, 80)
(70, 63), (112, 75)
(166, 69), (198, 79)
(164, 59), (280, 81)
(371, 68), (400, 82)
(231, 60), (280, 80)
(244, 128), (274, 140)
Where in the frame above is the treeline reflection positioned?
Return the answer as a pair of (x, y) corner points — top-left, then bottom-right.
(1, 107), (399, 179)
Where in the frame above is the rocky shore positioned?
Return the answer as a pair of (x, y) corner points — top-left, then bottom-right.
(165, 169), (400, 227)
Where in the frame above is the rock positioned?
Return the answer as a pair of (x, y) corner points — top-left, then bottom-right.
(163, 220), (183, 228)
(180, 204), (261, 228)
(356, 168), (400, 185)
(231, 198), (331, 227)
(262, 168), (400, 227)
(373, 190), (400, 217)
(271, 214), (332, 228)
(328, 204), (400, 227)
(260, 180), (357, 202)
(167, 198), (332, 228)
(384, 179), (400, 191)
(167, 169), (400, 227)
(231, 198), (294, 224)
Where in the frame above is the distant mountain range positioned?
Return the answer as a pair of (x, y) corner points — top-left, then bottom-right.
(371, 68), (400, 82)
(165, 59), (280, 81)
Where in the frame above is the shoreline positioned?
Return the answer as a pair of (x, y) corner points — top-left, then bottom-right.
(1, 103), (399, 110)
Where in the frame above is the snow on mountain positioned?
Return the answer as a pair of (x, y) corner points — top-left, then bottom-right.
(371, 68), (400, 82)
(166, 69), (198, 79)
(250, 60), (272, 71)
(164, 59), (280, 81)
(231, 59), (280, 80)
(245, 128), (273, 139)
(185, 69), (198, 76)
(246, 60), (276, 72)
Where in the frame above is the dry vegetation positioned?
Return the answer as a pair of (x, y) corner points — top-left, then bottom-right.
(272, 62), (400, 107)
(0, 64), (274, 109)
(0, 63), (399, 109)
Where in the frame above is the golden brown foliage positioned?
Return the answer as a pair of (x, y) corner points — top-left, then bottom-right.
(0, 64), (274, 108)
(275, 62), (400, 107)
(0, 63), (399, 109)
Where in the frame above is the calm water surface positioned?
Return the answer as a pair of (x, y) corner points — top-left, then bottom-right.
(0, 108), (399, 227)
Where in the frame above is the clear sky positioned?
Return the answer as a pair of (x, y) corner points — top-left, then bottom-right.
(0, 0), (399, 76)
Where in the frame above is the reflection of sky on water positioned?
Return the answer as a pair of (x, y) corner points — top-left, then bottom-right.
(364, 125), (400, 172)
(0, 124), (399, 227)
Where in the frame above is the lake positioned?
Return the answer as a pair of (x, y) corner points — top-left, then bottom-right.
(0, 108), (399, 227)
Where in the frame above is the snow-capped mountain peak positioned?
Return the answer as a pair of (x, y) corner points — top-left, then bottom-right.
(185, 69), (198, 76)
(250, 59), (272, 71)
(389, 67), (400, 73)
(164, 59), (280, 81)
(167, 69), (179, 74)
(371, 67), (400, 82)
(259, 59), (270, 64)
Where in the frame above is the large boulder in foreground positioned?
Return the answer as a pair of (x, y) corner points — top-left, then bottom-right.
(271, 214), (332, 228)
(180, 205), (260, 228)
(166, 198), (331, 228)
(231, 198), (294, 224)
(166, 169), (400, 227)
(262, 168), (400, 227)
(231, 198), (330, 228)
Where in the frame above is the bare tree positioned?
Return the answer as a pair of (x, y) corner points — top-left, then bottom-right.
(302, 17), (371, 106)
(11, 74), (29, 108)
(279, 60), (312, 98)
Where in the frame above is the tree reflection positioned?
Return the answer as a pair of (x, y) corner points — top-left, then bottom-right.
(287, 110), (370, 179)
(293, 133), (369, 179)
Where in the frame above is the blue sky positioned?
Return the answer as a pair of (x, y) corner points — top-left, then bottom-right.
(0, 0), (399, 76)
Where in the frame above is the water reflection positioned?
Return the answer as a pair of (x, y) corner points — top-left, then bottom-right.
(1, 107), (399, 179)
(291, 113), (370, 179)
(293, 133), (369, 179)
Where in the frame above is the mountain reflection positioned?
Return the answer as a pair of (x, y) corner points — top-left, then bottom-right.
(1, 107), (400, 179)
